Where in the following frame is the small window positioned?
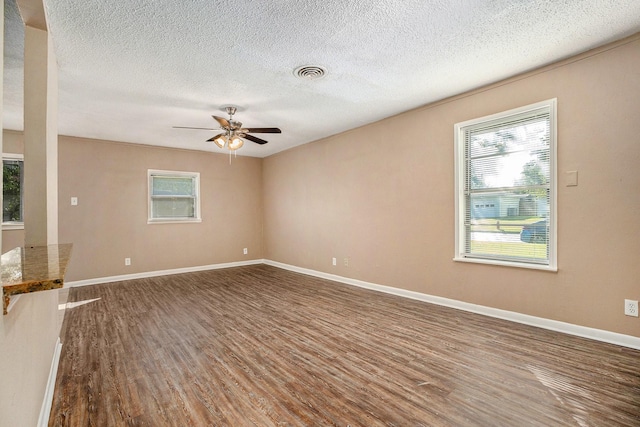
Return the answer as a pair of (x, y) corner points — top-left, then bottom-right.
(454, 99), (556, 270)
(3, 154), (24, 229)
(148, 170), (201, 223)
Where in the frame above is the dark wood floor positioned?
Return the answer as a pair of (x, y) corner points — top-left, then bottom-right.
(50, 265), (640, 426)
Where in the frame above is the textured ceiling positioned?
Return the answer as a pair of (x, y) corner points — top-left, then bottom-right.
(4, 0), (640, 157)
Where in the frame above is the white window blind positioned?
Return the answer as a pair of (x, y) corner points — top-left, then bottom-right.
(148, 170), (201, 223)
(455, 100), (556, 269)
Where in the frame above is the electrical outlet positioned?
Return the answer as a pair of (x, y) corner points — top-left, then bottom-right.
(125, 258), (131, 266)
(344, 257), (349, 267)
(243, 248), (248, 255)
(71, 197), (78, 206)
(332, 257), (336, 266)
(624, 299), (638, 317)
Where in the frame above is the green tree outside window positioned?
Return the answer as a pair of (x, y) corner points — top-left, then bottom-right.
(3, 159), (23, 223)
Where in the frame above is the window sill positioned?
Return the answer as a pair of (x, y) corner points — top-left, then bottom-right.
(2, 223), (24, 230)
(453, 256), (557, 272)
(147, 218), (202, 225)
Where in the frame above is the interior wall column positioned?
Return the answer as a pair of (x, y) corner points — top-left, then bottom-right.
(23, 23), (58, 246)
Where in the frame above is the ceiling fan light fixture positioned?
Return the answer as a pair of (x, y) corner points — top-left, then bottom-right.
(213, 135), (227, 149)
(228, 136), (244, 150)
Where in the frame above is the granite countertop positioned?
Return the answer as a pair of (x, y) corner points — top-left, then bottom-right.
(2, 244), (73, 314)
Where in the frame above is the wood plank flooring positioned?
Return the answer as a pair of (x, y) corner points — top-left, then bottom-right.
(49, 265), (640, 426)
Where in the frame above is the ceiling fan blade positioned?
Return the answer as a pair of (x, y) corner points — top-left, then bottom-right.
(213, 115), (230, 128)
(243, 134), (269, 145)
(245, 127), (281, 134)
(206, 133), (225, 142)
(173, 126), (217, 130)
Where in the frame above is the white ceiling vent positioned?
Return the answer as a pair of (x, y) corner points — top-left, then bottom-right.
(294, 65), (327, 80)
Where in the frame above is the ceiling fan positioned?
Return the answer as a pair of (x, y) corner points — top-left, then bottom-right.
(174, 106), (281, 151)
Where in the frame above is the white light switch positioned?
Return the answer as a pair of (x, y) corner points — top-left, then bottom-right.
(566, 171), (578, 187)
(71, 197), (78, 206)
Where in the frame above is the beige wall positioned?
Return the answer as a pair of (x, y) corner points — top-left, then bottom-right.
(3, 128), (24, 152)
(0, 290), (59, 427)
(263, 35), (640, 337)
(3, 227), (24, 253)
(58, 136), (263, 281)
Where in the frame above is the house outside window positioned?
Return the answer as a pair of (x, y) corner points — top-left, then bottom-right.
(454, 99), (557, 270)
(148, 170), (201, 223)
(3, 154), (24, 229)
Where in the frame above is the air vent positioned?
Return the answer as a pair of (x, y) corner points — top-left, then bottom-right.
(294, 65), (327, 80)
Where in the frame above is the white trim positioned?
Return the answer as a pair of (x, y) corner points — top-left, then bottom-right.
(147, 169), (201, 223)
(38, 337), (62, 427)
(548, 98), (558, 269)
(147, 218), (202, 225)
(453, 256), (558, 272)
(454, 98), (557, 270)
(65, 259), (265, 288)
(63, 259), (640, 350)
(264, 259), (640, 350)
(2, 152), (24, 160)
(2, 222), (24, 230)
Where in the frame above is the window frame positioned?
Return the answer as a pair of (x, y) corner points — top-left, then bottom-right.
(2, 153), (24, 230)
(454, 99), (557, 271)
(147, 169), (201, 224)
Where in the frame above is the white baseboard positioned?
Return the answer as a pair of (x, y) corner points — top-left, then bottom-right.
(38, 337), (62, 427)
(264, 259), (640, 350)
(66, 259), (265, 287)
(63, 258), (640, 350)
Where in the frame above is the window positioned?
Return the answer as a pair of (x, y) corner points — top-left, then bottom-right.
(454, 99), (556, 270)
(148, 170), (201, 223)
(3, 154), (24, 229)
